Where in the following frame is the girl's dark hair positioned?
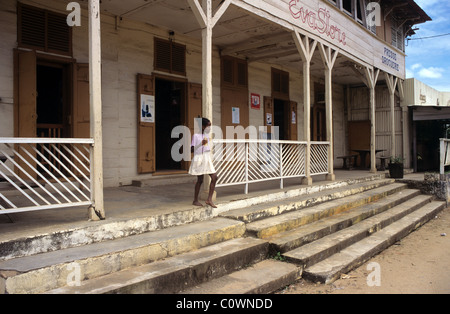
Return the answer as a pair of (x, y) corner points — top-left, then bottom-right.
(202, 118), (211, 127)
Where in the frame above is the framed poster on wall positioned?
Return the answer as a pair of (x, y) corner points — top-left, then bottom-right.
(251, 93), (261, 110)
(141, 94), (155, 123)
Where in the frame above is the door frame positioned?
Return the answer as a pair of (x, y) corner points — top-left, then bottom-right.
(153, 73), (188, 172)
(14, 49), (76, 138)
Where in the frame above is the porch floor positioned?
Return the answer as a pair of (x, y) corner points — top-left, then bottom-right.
(0, 170), (424, 243)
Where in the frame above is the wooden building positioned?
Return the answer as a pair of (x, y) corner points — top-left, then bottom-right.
(0, 0), (430, 218)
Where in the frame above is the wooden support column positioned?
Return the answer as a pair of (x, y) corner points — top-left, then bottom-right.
(188, 0), (230, 200)
(293, 30), (317, 186)
(364, 67), (380, 174)
(88, 0), (105, 220)
(399, 79), (410, 168)
(385, 73), (398, 158)
(318, 43), (339, 181)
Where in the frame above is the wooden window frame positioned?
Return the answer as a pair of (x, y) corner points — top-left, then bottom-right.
(271, 68), (290, 100)
(221, 56), (248, 89)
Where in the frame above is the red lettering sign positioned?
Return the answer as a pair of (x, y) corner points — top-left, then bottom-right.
(289, 0), (347, 46)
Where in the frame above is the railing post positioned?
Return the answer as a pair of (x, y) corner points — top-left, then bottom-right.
(440, 138), (445, 177)
(280, 143), (284, 189)
(245, 142), (249, 195)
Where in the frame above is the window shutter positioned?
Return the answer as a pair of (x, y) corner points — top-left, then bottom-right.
(154, 38), (186, 75)
(18, 4), (72, 55)
(222, 58), (234, 84)
(155, 39), (171, 72)
(19, 5), (46, 49)
(171, 42), (186, 75)
(281, 72), (289, 95)
(272, 68), (289, 98)
(47, 12), (71, 53)
(237, 61), (248, 87)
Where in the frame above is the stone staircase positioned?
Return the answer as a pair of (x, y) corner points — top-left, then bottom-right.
(0, 176), (445, 294)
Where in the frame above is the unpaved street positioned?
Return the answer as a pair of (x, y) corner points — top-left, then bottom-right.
(278, 207), (450, 294)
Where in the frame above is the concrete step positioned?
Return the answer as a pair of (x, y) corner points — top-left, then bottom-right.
(131, 173), (196, 187)
(0, 218), (245, 294)
(0, 204), (218, 262)
(246, 183), (407, 239)
(45, 237), (269, 294)
(269, 189), (423, 254)
(182, 260), (302, 295)
(221, 179), (395, 223)
(302, 201), (446, 284)
(283, 194), (432, 268)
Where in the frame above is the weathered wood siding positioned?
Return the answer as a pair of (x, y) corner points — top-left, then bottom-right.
(348, 85), (403, 159)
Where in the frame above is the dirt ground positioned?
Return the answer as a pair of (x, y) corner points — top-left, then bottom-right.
(278, 206), (450, 294)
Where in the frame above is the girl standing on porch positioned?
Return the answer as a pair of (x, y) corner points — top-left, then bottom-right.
(189, 118), (218, 208)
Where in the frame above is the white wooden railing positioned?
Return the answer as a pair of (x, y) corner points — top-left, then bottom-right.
(440, 138), (450, 176)
(212, 139), (330, 194)
(0, 138), (94, 215)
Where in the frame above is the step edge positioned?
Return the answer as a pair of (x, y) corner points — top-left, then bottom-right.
(43, 238), (270, 295)
(302, 201), (446, 284)
(222, 179), (396, 223)
(283, 194), (432, 267)
(246, 184), (409, 238)
(2, 220), (248, 294)
(270, 191), (426, 253)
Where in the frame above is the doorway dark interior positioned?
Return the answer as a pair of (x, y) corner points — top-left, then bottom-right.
(416, 120), (450, 172)
(274, 99), (287, 140)
(36, 64), (66, 138)
(155, 78), (185, 171)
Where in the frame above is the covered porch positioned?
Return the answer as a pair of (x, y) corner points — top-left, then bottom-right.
(0, 0), (420, 220)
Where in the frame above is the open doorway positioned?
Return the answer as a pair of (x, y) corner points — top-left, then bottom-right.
(36, 63), (70, 138)
(155, 78), (186, 172)
(274, 99), (288, 140)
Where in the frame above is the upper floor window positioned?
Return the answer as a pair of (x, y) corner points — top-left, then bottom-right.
(18, 3), (72, 56)
(154, 38), (186, 76)
(391, 17), (405, 52)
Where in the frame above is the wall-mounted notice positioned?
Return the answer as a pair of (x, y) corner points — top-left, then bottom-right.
(232, 107), (240, 124)
(266, 113), (273, 126)
(251, 93), (261, 110)
(141, 94), (155, 123)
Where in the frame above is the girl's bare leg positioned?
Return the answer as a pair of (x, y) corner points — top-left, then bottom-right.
(205, 173), (218, 208)
(193, 175), (204, 206)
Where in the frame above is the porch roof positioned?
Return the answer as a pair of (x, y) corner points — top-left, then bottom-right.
(92, 0), (410, 86)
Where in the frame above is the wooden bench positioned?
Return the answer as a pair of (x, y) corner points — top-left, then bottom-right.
(338, 155), (358, 170)
(378, 156), (391, 171)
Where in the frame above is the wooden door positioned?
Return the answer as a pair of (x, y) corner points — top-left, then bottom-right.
(187, 83), (202, 137)
(312, 104), (326, 141)
(73, 63), (90, 139)
(15, 50), (37, 138)
(137, 74), (156, 174)
(185, 83), (202, 170)
(221, 87), (249, 136)
(14, 49), (37, 179)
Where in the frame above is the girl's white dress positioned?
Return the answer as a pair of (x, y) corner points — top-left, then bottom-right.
(189, 133), (216, 176)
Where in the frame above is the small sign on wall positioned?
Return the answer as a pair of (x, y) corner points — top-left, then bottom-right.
(251, 93), (261, 110)
(232, 107), (240, 124)
(141, 94), (155, 123)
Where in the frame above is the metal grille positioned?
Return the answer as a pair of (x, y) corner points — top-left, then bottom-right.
(212, 139), (329, 194)
(0, 138), (94, 215)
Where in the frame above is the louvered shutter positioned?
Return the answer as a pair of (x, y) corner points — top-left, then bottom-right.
(18, 4), (72, 56)
(154, 38), (186, 76)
